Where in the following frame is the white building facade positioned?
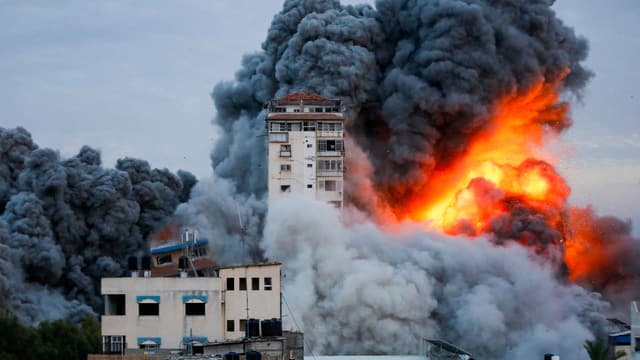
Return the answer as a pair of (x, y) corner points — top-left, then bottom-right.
(266, 92), (345, 208)
(100, 263), (281, 355)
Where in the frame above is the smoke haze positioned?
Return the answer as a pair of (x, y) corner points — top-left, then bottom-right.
(0, 127), (196, 325)
(179, 0), (640, 359)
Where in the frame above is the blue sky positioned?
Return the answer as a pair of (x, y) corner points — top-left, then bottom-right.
(1, 0), (638, 231)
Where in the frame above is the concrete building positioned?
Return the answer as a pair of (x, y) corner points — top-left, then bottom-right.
(266, 92), (345, 208)
(149, 228), (216, 277)
(100, 263), (281, 355)
(631, 301), (640, 355)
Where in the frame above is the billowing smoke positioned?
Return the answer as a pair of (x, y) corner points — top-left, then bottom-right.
(264, 198), (607, 359)
(177, 0), (634, 358)
(0, 127), (196, 325)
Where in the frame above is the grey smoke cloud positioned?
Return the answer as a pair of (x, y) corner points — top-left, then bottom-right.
(262, 198), (606, 359)
(175, 0), (636, 357)
(0, 126), (196, 325)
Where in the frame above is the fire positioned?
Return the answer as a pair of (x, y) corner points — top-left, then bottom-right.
(401, 79), (571, 237)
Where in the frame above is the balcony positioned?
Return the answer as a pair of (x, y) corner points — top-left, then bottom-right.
(318, 130), (343, 138)
(317, 151), (344, 157)
(317, 171), (343, 177)
(279, 151), (291, 157)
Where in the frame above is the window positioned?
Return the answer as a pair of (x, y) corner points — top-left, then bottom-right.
(307, 184), (313, 189)
(274, 107), (286, 113)
(318, 122), (343, 131)
(293, 108), (300, 113)
(280, 164), (291, 172)
(318, 139), (344, 152)
(306, 143), (312, 148)
(227, 277), (234, 291)
(280, 185), (291, 192)
(105, 294), (125, 315)
(315, 107), (323, 112)
(319, 180), (342, 192)
(155, 255), (172, 266)
(239, 319), (247, 332)
(252, 277), (259, 290)
(307, 163), (312, 168)
(303, 122), (316, 131)
(227, 320), (235, 332)
(269, 133), (288, 142)
(318, 159), (343, 172)
(185, 303), (206, 316)
(280, 144), (291, 157)
(239, 277), (247, 290)
(190, 247), (207, 259)
(264, 277), (272, 291)
(102, 336), (125, 354)
(138, 303), (159, 316)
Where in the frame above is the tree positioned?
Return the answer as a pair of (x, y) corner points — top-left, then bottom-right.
(584, 339), (626, 360)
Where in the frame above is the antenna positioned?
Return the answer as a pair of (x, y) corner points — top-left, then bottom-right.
(235, 202), (249, 262)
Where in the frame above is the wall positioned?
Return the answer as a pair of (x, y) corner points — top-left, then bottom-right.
(219, 264), (282, 340)
(101, 277), (222, 350)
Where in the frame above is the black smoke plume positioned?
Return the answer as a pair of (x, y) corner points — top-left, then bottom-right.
(0, 127), (196, 325)
(178, 0), (636, 358)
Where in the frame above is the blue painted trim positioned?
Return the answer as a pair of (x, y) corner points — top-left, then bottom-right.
(136, 295), (160, 303)
(183, 336), (207, 344)
(183, 295), (208, 303)
(137, 337), (161, 345)
(151, 239), (209, 255)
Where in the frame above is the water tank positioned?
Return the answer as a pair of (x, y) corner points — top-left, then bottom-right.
(246, 318), (260, 338)
(127, 256), (138, 271)
(178, 256), (188, 270)
(272, 318), (282, 336)
(261, 319), (272, 337)
(246, 351), (261, 360)
(224, 352), (239, 360)
(141, 256), (152, 270)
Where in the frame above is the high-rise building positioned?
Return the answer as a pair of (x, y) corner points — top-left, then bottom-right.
(266, 92), (345, 208)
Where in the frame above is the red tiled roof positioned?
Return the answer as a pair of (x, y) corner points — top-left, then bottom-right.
(151, 258), (216, 277)
(267, 113), (343, 120)
(275, 92), (335, 105)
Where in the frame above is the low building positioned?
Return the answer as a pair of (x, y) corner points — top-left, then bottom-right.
(101, 262), (282, 356)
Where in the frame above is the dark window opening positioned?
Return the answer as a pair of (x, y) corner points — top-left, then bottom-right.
(156, 255), (172, 265)
(251, 277), (259, 290)
(185, 303), (206, 316)
(239, 277), (247, 290)
(227, 320), (235, 332)
(192, 345), (204, 355)
(105, 294), (125, 315)
(264, 277), (272, 291)
(227, 277), (234, 291)
(280, 185), (291, 193)
(240, 319), (247, 332)
(307, 184), (313, 189)
(138, 303), (159, 316)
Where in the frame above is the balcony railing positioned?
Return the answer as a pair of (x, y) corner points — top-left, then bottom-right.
(317, 150), (344, 157)
(317, 171), (343, 177)
(280, 151), (291, 157)
(317, 130), (343, 138)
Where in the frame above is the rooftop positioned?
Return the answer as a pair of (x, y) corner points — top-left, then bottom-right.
(274, 92), (337, 105)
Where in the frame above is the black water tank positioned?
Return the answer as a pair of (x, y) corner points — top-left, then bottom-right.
(246, 351), (261, 360)
(127, 256), (138, 271)
(261, 319), (272, 337)
(178, 256), (188, 270)
(544, 354), (556, 360)
(246, 318), (260, 338)
(272, 318), (282, 336)
(141, 256), (152, 271)
(224, 352), (239, 360)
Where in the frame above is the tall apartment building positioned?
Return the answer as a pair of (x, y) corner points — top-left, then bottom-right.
(266, 92), (345, 208)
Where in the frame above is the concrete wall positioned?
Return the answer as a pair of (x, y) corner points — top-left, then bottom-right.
(101, 266), (281, 352)
(219, 264), (282, 340)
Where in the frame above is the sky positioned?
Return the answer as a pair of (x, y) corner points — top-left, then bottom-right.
(1, 0), (638, 231)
